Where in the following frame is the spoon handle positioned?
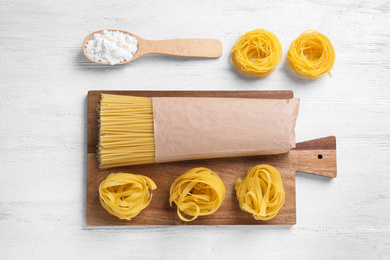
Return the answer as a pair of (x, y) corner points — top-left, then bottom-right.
(139, 38), (223, 58)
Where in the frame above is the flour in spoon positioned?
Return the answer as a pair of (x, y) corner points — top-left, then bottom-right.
(85, 30), (138, 65)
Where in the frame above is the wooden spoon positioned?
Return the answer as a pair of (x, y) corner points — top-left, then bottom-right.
(82, 29), (223, 65)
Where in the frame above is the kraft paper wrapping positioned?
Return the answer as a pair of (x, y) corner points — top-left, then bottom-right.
(152, 97), (299, 163)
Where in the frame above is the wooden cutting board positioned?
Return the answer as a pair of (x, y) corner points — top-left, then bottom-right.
(87, 90), (337, 226)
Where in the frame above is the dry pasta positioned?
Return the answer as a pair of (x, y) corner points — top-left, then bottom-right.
(98, 94), (155, 169)
(231, 29), (282, 77)
(99, 173), (157, 220)
(169, 167), (225, 222)
(287, 30), (335, 79)
(235, 164), (285, 220)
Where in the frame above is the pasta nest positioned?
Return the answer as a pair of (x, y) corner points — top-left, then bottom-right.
(99, 173), (157, 220)
(231, 29), (282, 77)
(169, 167), (226, 222)
(235, 164), (285, 221)
(287, 30), (335, 79)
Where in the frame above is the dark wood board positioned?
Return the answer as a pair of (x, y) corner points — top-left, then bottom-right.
(87, 91), (337, 226)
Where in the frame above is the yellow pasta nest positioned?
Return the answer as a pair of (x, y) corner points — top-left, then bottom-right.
(235, 164), (285, 221)
(99, 173), (157, 220)
(169, 167), (226, 222)
(231, 29), (283, 77)
(287, 30), (335, 79)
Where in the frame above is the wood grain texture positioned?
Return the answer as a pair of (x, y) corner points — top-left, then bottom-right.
(86, 91), (336, 226)
(1, 0), (390, 259)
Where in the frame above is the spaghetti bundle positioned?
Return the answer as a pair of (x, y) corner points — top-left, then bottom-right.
(98, 94), (155, 169)
(235, 164), (285, 220)
(169, 167), (226, 222)
(99, 173), (157, 220)
(287, 30), (335, 79)
(231, 29), (282, 77)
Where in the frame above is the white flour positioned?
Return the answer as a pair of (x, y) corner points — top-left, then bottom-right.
(85, 30), (138, 65)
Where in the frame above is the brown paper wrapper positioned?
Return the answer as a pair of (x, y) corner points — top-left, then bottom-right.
(151, 97), (299, 163)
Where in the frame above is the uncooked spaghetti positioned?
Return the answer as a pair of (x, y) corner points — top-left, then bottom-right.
(231, 29), (282, 77)
(235, 164), (285, 221)
(98, 94), (299, 170)
(287, 30), (335, 79)
(99, 173), (157, 220)
(169, 167), (226, 222)
(98, 94), (155, 169)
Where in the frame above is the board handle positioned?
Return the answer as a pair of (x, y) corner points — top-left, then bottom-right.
(290, 136), (337, 178)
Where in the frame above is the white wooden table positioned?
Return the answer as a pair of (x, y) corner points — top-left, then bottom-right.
(1, 0), (389, 259)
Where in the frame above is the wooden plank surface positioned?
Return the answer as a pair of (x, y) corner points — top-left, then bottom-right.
(3, 0), (390, 258)
(87, 91), (336, 226)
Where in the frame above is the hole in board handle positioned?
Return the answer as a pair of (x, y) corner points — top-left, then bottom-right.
(318, 154), (323, 159)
